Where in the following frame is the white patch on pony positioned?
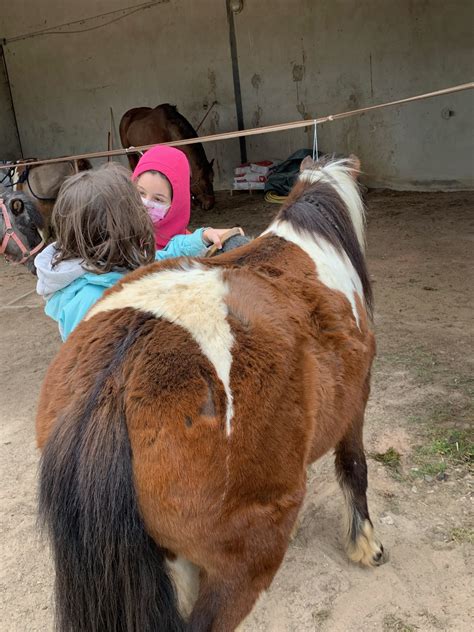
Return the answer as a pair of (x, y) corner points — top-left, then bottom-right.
(86, 264), (235, 435)
(263, 220), (363, 326)
(166, 556), (200, 618)
(300, 159), (366, 251)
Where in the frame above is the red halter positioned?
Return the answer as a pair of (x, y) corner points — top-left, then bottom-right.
(0, 198), (45, 265)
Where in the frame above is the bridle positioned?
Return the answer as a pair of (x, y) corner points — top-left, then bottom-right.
(0, 198), (45, 265)
(0, 167), (16, 188)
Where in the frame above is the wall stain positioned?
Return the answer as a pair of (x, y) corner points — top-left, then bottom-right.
(209, 109), (220, 134)
(49, 122), (65, 134)
(292, 64), (305, 82)
(79, 84), (112, 93)
(251, 73), (261, 90)
(296, 103), (308, 118)
(252, 105), (263, 127)
(348, 92), (358, 108)
(292, 42), (308, 124)
(208, 69), (217, 93)
(251, 73), (263, 127)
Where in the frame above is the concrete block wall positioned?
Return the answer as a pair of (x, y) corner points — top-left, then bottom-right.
(1, 0), (472, 189)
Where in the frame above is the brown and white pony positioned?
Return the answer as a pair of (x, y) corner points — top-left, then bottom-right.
(119, 103), (215, 210)
(36, 155), (385, 632)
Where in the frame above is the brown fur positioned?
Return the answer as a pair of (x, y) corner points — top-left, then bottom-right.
(36, 161), (385, 631)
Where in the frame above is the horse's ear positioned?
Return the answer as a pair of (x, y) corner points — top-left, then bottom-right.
(209, 158), (215, 169)
(11, 199), (25, 216)
(300, 155), (316, 172)
(348, 154), (361, 179)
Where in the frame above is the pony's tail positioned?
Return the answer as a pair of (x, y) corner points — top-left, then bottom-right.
(38, 324), (184, 632)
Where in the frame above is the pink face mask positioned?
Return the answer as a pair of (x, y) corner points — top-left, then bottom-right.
(141, 197), (170, 223)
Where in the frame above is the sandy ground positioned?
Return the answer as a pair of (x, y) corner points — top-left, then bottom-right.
(0, 189), (472, 631)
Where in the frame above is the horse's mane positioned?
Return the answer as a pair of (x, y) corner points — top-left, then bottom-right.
(159, 104), (198, 139)
(276, 157), (373, 315)
(158, 104), (211, 169)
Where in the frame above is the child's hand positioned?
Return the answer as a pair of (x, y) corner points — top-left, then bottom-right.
(203, 227), (240, 250)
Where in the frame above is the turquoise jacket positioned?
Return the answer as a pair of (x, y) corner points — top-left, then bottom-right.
(35, 230), (207, 341)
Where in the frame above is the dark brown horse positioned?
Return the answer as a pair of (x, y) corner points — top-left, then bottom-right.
(119, 103), (215, 210)
(36, 155), (385, 631)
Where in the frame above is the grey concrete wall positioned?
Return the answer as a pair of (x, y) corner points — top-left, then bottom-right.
(1, 0), (473, 189)
(235, 0), (474, 190)
(1, 0), (240, 184)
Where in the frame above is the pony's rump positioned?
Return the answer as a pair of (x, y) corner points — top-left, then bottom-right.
(38, 311), (184, 632)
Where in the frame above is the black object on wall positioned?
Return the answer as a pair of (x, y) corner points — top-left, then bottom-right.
(226, 0), (247, 164)
(0, 45), (23, 159)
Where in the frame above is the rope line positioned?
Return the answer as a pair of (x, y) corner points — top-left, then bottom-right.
(1, 82), (472, 171)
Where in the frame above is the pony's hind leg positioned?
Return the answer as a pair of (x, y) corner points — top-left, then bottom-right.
(188, 570), (269, 632)
(187, 530), (292, 632)
(335, 419), (386, 567)
(187, 498), (302, 631)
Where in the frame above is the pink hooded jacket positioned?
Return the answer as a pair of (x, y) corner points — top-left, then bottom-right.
(132, 146), (190, 249)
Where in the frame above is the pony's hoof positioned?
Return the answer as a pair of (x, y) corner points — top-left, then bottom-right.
(371, 543), (388, 566)
(347, 520), (388, 567)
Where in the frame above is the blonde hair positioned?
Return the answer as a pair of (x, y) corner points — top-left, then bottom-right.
(52, 163), (155, 273)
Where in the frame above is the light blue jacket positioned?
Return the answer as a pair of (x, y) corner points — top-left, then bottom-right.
(35, 230), (207, 341)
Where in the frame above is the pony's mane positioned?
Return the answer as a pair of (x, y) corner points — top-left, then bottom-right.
(276, 157), (373, 315)
(159, 103), (211, 170)
(299, 156), (366, 249)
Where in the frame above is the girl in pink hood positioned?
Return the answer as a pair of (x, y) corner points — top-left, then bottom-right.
(133, 145), (229, 252)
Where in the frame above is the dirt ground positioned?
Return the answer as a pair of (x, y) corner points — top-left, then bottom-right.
(0, 189), (472, 631)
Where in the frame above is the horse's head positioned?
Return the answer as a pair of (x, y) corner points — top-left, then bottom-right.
(191, 159), (215, 210)
(0, 190), (45, 274)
